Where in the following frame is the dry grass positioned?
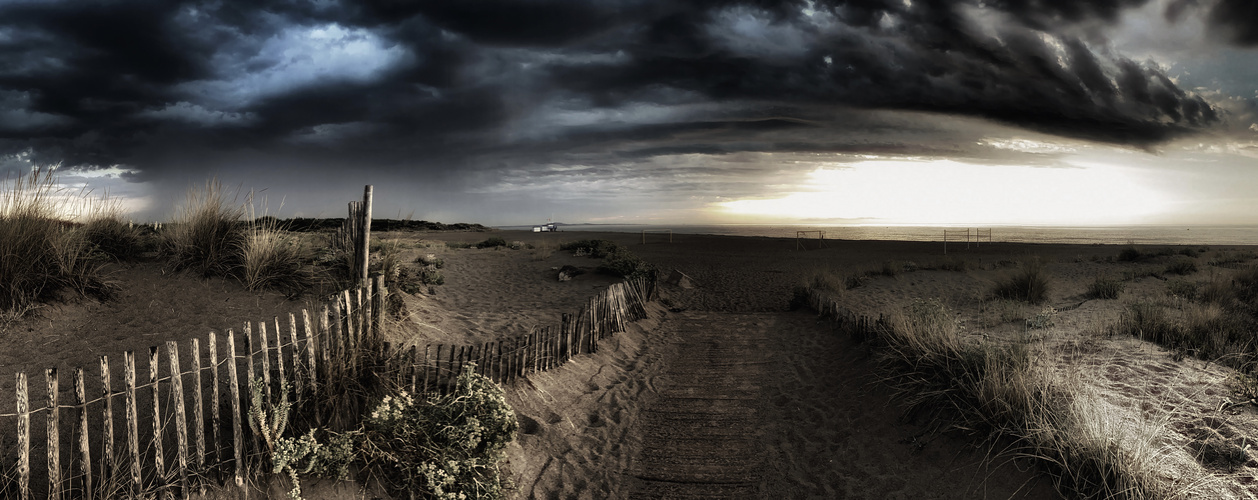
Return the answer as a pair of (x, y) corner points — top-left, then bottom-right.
(164, 178), (246, 276)
(863, 298), (1195, 499)
(0, 167), (115, 317)
(991, 259), (1051, 304)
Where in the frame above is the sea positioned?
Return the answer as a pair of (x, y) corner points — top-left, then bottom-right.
(501, 224), (1258, 246)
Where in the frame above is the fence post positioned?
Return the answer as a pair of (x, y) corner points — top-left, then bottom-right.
(208, 333), (222, 468)
(167, 342), (189, 499)
(359, 185), (373, 287)
(273, 317), (286, 403)
(257, 321), (271, 406)
(124, 352), (140, 496)
(422, 345), (431, 393)
(303, 310), (317, 397)
(149, 346), (165, 498)
(74, 368), (92, 500)
(47, 368), (61, 500)
(99, 356), (114, 492)
(225, 331), (244, 487)
(289, 313), (302, 399)
(191, 338), (205, 486)
(17, 372), (30, 500)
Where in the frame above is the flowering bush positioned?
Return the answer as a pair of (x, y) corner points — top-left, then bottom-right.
(361, 364), (517, 498)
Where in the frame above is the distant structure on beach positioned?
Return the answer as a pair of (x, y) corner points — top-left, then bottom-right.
(533, 223), (559, 232)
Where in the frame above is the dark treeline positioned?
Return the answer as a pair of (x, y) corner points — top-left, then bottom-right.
(271, 217), (489, 232)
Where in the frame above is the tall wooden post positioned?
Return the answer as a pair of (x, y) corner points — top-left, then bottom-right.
(359, 185), (373, 287)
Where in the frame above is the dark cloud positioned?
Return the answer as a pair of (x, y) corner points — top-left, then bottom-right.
(0, 0), (1233, 187)
(1208, 0), (1258, 46)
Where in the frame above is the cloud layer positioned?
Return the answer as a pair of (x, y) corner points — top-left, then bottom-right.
(0, 0), (1253, 221)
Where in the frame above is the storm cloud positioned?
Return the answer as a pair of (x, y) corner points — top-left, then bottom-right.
(0, 0), (1249, 208)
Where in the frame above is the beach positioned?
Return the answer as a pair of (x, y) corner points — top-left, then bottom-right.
(6, 229), (1258, 498)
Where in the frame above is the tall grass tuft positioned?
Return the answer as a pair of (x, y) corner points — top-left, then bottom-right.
(992, 259), (1051, 304)
(1, 167), (114, 316)
(164, 179), (245, 276)
(238, 213), (311, 296)
(871, 299), (1189, 499)
(1087, 275), (1125, 300)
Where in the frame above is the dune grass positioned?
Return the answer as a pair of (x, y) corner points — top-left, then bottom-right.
(867, 299), (1188, 499)
(164, 179), (246, 277)
(1088, 275), (1125, 300)
(0, 167), (115, 318)
(991, 259), (1051, 304)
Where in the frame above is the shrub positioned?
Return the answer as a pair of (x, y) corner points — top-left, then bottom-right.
(1117, 247), (1143, 262)
(475, 236), (508, 249)
(1164, 257), (1197, 276)
(1166, 279), (1198, 300)
(359, 365), (516, 498)
(938, 258), (968, 272)
(164, 179), (246, 277)
(420, 268), (445, 286)
(82, 214), (147, 261)
(991, 260), (1050, 304)
(559, 239), (622, 258)
(878, 260), (900, 277)
(598, 250), (651, 278)
(1087, 276), (1124, 300)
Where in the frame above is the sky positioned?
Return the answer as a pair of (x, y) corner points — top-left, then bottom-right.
(1, 0), (1257, 227)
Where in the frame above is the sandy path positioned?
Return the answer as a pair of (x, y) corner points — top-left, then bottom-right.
(617, 310), (1059, 500)
(628, 312), (770, 497)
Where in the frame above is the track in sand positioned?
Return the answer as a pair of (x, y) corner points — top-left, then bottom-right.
(622, 311), (1056, 499)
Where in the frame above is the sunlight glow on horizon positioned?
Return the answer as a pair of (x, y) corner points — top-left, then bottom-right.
(713, 159), (1173, 226)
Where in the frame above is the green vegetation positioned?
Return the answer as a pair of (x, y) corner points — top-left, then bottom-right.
(1163, 257), (1198, 276)
(1166, 279), (1198, 300)
(991, 260), (1050, 304)
(1087, 275), (1125, 300)
(251, 365), (516, 500)
(476, 236), (508, 249)
(561, 239), (654, 279)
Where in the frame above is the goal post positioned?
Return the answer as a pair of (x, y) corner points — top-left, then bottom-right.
(641, 229), (672, 244)
(796, 230), (826, 250)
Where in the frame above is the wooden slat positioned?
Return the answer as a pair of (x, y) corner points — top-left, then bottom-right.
(191, 338), (205, 481)
(47, 368), (61, 500)
(422, 345), (431, 393)
(17, 372), (30, 500)
(208, 333), (221, 467)
(274, 317), (287, 402)
(225, 331), (244, 487)
(75, 368), (92, 500)
(303, 309), (317, 395)
(167, 342), (189, 499)
(149, 347), (164, 496)
(124, 352), (140, 496)
(257, 321), (271, 406)
(289, 312), (303, 398)
(99, 356), (114, 490)
(319, 306), (330, 396)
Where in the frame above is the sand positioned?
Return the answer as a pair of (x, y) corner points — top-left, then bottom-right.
(6, 229), (1258, 498)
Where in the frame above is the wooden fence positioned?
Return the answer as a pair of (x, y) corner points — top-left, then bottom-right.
(805, 289), (885, 343)
(0, 274), (657, 500)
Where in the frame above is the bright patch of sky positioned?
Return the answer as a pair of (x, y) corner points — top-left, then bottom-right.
(176, 22), (410, 109)
(715, 159), (1172, 225)
(705, 5), (829, 61)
